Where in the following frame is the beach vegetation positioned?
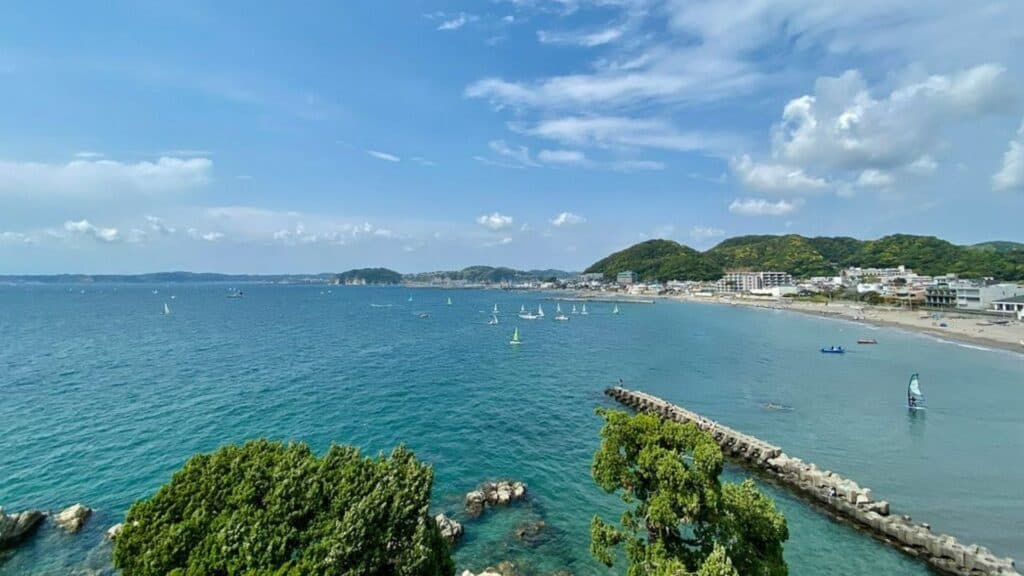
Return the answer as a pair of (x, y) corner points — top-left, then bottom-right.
(113, 439), (453, 576)
(590, 409), (788, 576)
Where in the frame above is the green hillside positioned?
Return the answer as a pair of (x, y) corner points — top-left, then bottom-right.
(335, 268), (403, 284)
(586, 235), (1024, 282)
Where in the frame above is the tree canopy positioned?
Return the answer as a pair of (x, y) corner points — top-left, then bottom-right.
(113, 440), (454, 576)
(590, 409), (788, 576)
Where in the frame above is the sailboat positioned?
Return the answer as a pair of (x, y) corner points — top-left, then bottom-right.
(907, 373), (926, 410)
(408, 295), (414, 302)
(163, 302), (171, 316)
(537, 304), (545, 317)
(493, 304), (500, 315)
(488, 314), (499, 325)
(556, 303), (562, 313)
(510, 327), (521, 345)
(581, 304), (589, 315)
(612, 304), (620, 315)
(447, 296), (452, 306)
(571, 304), (578, 314)
(520, 304), (527, 313)
(554, 307), (569, 321)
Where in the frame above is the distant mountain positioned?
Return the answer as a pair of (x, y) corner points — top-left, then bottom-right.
(586, 234), (1024, 282)
(969, 241), (1024, 253)
(403, 266), (574, 284)
(334, 268), (403, 285)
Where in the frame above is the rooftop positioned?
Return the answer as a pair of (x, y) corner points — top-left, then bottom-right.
(992, 295), (1024, 304)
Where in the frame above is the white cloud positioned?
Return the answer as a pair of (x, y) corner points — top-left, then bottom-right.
(0, 156), (211, 198)
(772, 66), (1015, 174)
(690, 226), (725, 240)
(483, 236), (514, 247)
(993, 119), (1024, 191)
(73, 151), (103, 159)
(411, 156), (436, 167)
(517, 116), (732, 153)
(0, 231), (34, 245)
(730, 155), (828, 193)
(146, 215), (176, 235)
(63, 219), (120, 242)
(436, 13), (477, 31)
(367, 150), (401, 162)
(550, 211), (586, 226)
(538, 149), (588, 165)
(855, 169), (895, 189)
(728, 198), (799, 216)
(476, 211), (514, 231)
(611, 159), (665, 172)
(537, 26), (625, 47)
(187, 228), (225, 242)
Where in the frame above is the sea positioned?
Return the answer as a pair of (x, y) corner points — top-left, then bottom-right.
(2, 284), (1023, 575)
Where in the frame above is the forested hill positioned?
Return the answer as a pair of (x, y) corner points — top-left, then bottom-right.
(585, 235), (1024, 282)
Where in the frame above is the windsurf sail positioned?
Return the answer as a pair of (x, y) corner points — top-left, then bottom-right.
(908, 373), (925, 408)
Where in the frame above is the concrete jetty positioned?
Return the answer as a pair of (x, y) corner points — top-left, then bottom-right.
(605, 386), (1019, 576)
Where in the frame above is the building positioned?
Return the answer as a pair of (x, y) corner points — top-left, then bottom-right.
(579, 272), (604, 282)
(954, 283), (1024, 311)
(616, 271), (637, 285)
(716, 271), (794, 293)
(990, 295), (1024, 315)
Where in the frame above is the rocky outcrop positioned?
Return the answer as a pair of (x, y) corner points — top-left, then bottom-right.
(0, 507), (45, 548)
(460, 561), (518, 576)
(464, 481), (527, 517)
(435, 513), (463, 543)
(514, 519), (548, 546)
(106, 523), (124, 540)
(54, 503), (92, 533)
(605, 386), (1021, 576)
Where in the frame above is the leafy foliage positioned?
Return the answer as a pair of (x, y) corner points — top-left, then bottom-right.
(586, 235), (1024, 281)
(590, 409), (788, 576)
(584, 240), (723, 282)
(335, 267), (403, 284)
(113, 440), (454, 576)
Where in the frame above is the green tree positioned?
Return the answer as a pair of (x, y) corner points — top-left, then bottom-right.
(590, 409), (788, 576)
(114, 439), (454, 576)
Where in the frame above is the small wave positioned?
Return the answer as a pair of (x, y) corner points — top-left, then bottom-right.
(957, 343), (992, 352)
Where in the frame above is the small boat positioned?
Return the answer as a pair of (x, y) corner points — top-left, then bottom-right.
(571, 304), (578, 314)
(907, 373), (926, 410)
(408, 295), (414, 302)
(493, 304), (500, 314)
(510, 327), (521, 345)
(163, 302), (171, 316)
(857, 338), (877, 344)
(537, 304), (545, 318)
(419, 312), (430, 318)
(820, 346), (845, 354)
(226, 290), (244, 299)
(170, 295), (176, 300)
(447, 297), (452, 306)
(520, 304), (527, 313)
(612, 304), (620, 315)
(554, 313), (569, 321)
(556, 303), (562, 313)
(518, 312), (539, 320)
(152, 289), (159, 295)
(488, 315), (499, 325)
(581, 304), (589, 316)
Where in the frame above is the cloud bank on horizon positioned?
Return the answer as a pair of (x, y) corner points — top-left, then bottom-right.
(1, 1), (1022, 273)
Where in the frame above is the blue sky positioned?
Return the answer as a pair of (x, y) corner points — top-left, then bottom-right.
(2, 1), (1023, 274)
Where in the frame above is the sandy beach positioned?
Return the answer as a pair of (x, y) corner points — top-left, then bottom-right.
(668, 294), (1024, 355)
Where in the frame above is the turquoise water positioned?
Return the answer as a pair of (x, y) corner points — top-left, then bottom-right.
(2, 285), (1022, 575)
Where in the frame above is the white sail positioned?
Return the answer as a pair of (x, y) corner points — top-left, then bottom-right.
(613, 304), (620, 314)
(520, 304), (526, 313)
(581, 304), (588, 315)
(537, 304), (545, 317)
(572, 304), (578, 314)
(908, 373), (925, 408)
(163, 302), (171, 315)
(556, 303), (562, 313)
(447, 297), (452, 305)
(493, 304), (499, 314)
(510, 327), (521, 344)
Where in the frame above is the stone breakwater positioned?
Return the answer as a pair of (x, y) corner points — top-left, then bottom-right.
(605, 386), (1019, 576)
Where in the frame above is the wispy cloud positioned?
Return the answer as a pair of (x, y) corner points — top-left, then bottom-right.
(728, 198), (800, 216)
(0, 155), (211, 199)
(63, 219), (121, 242)
(690, 225), (725, 240)
(993, 119), (1024, 191)
(537, 26), (625, 47)
(538, 149), (587, 165)
(550, 211), (586, 226)
(366, 150), (401, 162)
(435, 12), (478, 31)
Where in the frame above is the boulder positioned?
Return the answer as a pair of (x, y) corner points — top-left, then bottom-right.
(465, 491), (486, 517)
(0, 507), (45, 548)
(55, 503), (92, 533)
(514, 519), (548, 546)
(106, 523), (124, 540)
(461, 561), (517, 576)
(435, 513), (463, 543)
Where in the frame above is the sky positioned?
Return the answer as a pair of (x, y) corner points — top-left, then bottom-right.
(2, 1), (1023, 274)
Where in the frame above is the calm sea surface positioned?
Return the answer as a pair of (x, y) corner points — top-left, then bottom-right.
(2, 285), (1022, 575)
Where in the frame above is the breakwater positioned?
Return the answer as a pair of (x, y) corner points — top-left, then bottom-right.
(605, 386), (1019, 576)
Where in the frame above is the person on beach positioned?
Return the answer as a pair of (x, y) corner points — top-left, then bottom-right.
(828, 486), (837, 503)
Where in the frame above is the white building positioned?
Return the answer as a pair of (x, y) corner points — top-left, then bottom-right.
(991, 295), (1024, 315)
(717, 271), (794, 293)
(954, 283), (1024, 311)
(842, 265), (915, 286)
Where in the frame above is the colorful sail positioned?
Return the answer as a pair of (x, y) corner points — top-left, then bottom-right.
(908, 373), (925, 408)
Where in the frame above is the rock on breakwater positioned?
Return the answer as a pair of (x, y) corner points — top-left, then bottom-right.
(605, 386), (1019, 576)
(0, 507), (45, 548)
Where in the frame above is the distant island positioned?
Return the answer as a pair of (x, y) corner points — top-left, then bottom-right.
(332, 268), (404, 285)
(586, 234), (1024, 282)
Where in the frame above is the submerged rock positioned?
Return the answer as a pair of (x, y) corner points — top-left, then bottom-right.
(55, 504), (92, 533)
(514, 519), (548, 546)
(435, 513), (463, 543)
(0, 507), (45, 548)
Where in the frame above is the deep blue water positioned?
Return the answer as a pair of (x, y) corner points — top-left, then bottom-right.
(2, 285), (1022, 575)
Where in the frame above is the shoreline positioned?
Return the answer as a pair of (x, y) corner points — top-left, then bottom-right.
(667, 294), (1024, 356)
